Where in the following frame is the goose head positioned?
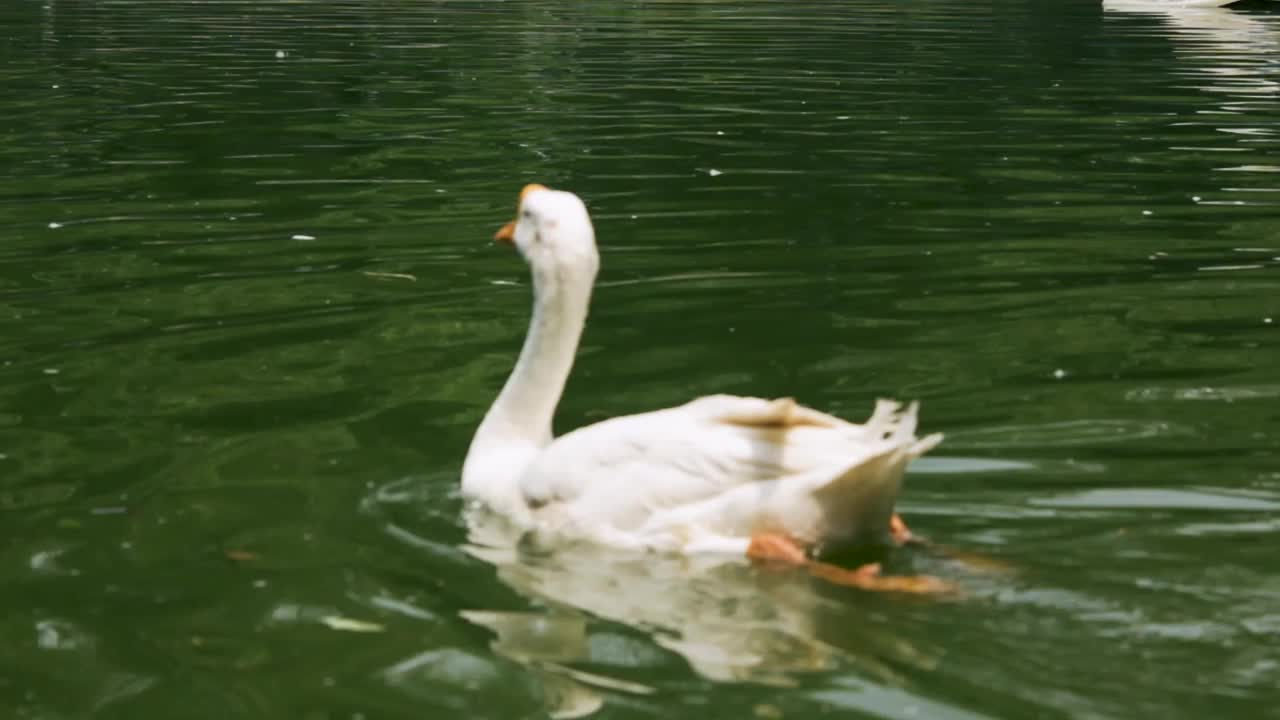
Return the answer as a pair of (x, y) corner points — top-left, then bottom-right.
(494, 184), (599, 278)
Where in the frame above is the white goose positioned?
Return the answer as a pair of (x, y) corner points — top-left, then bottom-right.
(462, 184), (942, 582)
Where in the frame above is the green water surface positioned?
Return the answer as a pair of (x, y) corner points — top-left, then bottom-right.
(2, 1), (1279, 718)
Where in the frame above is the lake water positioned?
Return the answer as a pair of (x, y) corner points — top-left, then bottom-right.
(2, 0), (1279, 717)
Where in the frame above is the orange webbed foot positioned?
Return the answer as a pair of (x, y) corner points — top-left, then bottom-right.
(748, 532), (955, 595)
(808, 560), (955, 595)
(892, 514), (1014, 575)
(747, 532), (809, 565)
(891, 513), (920, 546)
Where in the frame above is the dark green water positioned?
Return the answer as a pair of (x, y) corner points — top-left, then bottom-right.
(3, 0), (1279, 717)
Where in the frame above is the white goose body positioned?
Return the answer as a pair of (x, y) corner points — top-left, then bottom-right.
(462, 185), (940, 557)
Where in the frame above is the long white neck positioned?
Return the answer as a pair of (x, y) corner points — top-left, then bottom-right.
(465, 257), (594, 500)
(488, 261), (592, 443)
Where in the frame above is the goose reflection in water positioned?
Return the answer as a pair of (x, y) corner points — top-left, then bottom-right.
(460, 510), (947, 717)
(1105, 0), (1280, 98)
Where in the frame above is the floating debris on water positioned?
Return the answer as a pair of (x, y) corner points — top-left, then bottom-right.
(362, 271), (417, 282)
(320, 616), (385, 633)
(1199, 264), (1264, 272)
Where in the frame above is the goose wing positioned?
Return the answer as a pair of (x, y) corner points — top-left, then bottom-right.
(519, 395), (937, 548)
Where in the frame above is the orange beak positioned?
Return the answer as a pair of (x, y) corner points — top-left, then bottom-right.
(493, 183), (549, 247)
(494, 220), (516, 245)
